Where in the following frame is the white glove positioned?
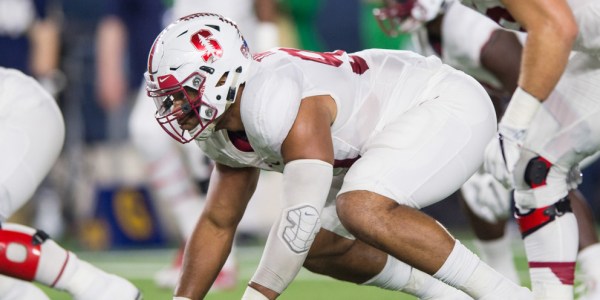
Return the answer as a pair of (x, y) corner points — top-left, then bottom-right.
(461, 171), (512, 223)
(483, 130), (520, 189)
(484, 87), (542, 189)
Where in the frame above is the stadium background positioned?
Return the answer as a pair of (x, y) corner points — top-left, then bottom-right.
(3, 0), (600, 298)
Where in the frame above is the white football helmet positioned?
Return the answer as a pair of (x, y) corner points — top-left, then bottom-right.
(373, 0), (454, 35)
(145, 13), (253, 143)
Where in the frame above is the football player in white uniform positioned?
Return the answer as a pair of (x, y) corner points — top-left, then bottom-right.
(375, 2), (600, 298)
(145, 13), (534, 300)
(378, 0), (600, 298)
(128, 0), (280, 290)
(456, 0), (600, 299)
(0, 67), (141, 300)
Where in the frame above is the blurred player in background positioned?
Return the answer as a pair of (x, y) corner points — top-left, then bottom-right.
(146, 13), (534, 300)
(376, 0), (600, 298)
(126, 0), (281, 291)
(0, 0), (61, 89)
(0, 67), (140, 300)
(0, 0), (66, 238)
(374, 2), (600, 298)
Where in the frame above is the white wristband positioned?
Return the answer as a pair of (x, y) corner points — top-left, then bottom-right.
(500, 87), (541, 129)
(242, 286), (269, 300)
(173, 297), (192, 300)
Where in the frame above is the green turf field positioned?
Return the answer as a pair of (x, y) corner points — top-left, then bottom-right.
(36, 235), (544, 300)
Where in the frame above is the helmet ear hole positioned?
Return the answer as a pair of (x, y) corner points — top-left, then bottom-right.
(216, 72), (229, 87)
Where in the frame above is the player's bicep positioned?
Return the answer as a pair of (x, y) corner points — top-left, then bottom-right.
(281, 95), (335, 165)
(480, 29), (522, 94)
(501, 0), (576, 36)
(203, 163), (259, 229)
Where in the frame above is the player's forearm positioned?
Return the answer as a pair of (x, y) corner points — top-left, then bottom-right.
(248, 160), (333, 297)
(30, 19), (60, 77)
(175, 219), (236, 299)
(176, 164), (258, 299)
(501, 0), (578, 101)
(518, 25), (575, 101)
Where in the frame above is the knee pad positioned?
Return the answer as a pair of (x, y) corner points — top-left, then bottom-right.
(0, 223), (49, 281)
(515, 197), (573, 238)
(523, 156), (552, 188)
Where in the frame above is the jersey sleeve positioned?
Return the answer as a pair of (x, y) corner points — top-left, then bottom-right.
(441, 3), (500, 70)
(241, 63), (303, 158)
(195, 132), (254, 169)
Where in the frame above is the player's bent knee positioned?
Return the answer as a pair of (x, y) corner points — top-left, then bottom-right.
(335, 193), (363, 232)
(0, 223), (50, 281)
(515, 197), (573, 238)
(336, 191), (403, 240)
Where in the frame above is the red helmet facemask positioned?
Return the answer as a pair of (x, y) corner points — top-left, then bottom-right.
(147, 72), (219, 143)
(373, 0), (416, 37)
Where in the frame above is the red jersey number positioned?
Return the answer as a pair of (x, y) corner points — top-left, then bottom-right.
(279, 48), (369, 75)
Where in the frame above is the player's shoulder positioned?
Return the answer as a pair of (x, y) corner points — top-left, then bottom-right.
(241, 54), (304, 157)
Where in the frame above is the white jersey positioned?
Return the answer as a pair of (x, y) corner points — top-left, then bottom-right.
(198, 48), (455, 172)
(461, 0), (600, 57)
(412, 3), (504, 88)
(440, 3), (503, 88)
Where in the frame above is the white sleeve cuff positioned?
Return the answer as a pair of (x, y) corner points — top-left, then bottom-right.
(241, 286), (269, 300)
(500, 87), (542, 129)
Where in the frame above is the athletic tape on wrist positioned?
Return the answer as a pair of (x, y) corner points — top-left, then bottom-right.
(241, 286), (269, 300)
(501, 87), (541, 129)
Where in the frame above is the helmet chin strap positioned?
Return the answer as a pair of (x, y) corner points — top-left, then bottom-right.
(193, 66), (245, 142)
(226, 66), (243, 102)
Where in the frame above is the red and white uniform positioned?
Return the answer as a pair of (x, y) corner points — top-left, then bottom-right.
(130, 0), (280, 241)
(452, 1), (600, 299)
(457, 0), (600, 215)
(0, 68), (140, 300)
(199, 48), (496, 235)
